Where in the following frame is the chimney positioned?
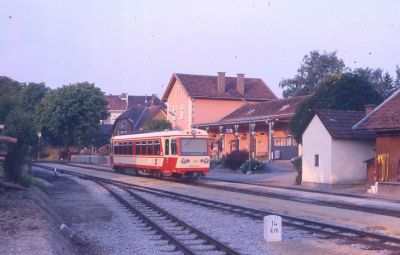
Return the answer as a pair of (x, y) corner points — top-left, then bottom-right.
(121, 93), (128, 109)
(217, 72), (226, 93)
(365, 104), (377, 115)
(237, 73), (245, 95)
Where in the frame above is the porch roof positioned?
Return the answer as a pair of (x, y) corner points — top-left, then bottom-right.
(195, 96), (310, 127)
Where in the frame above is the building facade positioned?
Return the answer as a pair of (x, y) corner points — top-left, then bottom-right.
(161, 72), (277, 130)
(353, 89), (400, 183)
(302, 110), (375, 185)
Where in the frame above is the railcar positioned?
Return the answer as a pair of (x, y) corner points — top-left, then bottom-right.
(110, 129), (210, 178)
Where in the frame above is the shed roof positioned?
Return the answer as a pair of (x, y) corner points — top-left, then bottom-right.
(353, 89), (400, 131)
(316, 110), (374, 140)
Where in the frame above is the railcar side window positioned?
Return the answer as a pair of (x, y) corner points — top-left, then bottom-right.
(128, 142), (133, 155)
(165, 139), (169, 155)
(114, 142), (118, 154)
(135, 142), (140, 155)
(171, 139), (177, 155)
(148, 141), (153, 155)
(154, 140), (160, 155)
(141, 141), (147, 155)
(123, 142), (127, 154)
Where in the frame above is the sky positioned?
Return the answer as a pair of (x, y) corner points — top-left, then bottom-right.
(1, 0), (399, 99)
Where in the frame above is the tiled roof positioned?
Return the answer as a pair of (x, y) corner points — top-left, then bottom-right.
(162, 73), (277, 101)
(104, 95), (127, 111)
(197, 96), (309, 125)
(105, 94), (163, 111)
(128, 95), (162, 108)
(353, 89), (400, 131)
(316, 110), (374, 140)
(112, 105), (165, 132)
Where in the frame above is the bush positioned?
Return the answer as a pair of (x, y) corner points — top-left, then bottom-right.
(239, 159), (265, 173)
(211, 157), (225, 169)
(225, 150), (248, 170)
(291, 156), (302, 184)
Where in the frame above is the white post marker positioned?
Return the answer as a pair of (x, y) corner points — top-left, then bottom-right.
(264, 215), (282, 242)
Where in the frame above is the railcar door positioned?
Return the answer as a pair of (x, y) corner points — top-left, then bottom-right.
(162, 138), (171, 173)
(162, 137), (178, 174)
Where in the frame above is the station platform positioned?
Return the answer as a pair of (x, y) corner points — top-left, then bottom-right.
(205, 160), (400, 202)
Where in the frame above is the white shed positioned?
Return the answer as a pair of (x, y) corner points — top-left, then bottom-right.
(302, 110), (375, 185)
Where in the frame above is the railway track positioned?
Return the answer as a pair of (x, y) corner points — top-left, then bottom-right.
(33, 162), (400, 253)
(34, 164), (240, 254)
(38, 161), (400, 218)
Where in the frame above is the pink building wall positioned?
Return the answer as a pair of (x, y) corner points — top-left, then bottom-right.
(192, 99), (244, 126)
(165, 80), (191, 130)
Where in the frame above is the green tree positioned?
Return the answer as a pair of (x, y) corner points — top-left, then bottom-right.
(0, 76), (23, 122)
(279, 51), (347, 98)
(354, 67), (398, 99)
(16, 82), (50, 114)
(36, 82), (109, 149)
(146, 119), (172, 131)
(3, 109), (36, 182)
(395, 65), (400, 90)
(289, 72), (383, 143)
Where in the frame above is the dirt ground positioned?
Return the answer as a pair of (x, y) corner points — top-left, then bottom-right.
(0, 169), (115, 255)
(0, 186), (76, 255)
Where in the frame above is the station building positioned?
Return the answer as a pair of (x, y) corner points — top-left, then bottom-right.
(161, 72), (307, 160)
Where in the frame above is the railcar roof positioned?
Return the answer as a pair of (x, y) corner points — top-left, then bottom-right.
(112, 129), (208, 140)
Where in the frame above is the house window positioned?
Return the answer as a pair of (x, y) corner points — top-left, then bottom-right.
(314, 154), (319, 167)
(180, 105), (184, 120)
(177, 86), (181, 93)
(172, 106), (177, 121)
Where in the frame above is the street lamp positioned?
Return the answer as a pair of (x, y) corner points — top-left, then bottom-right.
(241, 98), (256, 173)
(37, 132), (42, 161)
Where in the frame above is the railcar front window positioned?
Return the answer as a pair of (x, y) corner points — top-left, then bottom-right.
(180, 138), (208, 156)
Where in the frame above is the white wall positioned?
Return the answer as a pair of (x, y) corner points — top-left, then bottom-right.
(331, 139), (375, 184)
(302, 116), (333, 184)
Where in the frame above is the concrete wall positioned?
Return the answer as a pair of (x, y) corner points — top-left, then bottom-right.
(331, 139), (375, 184)
(71, 155), (111, 165)
(302, 116), (333, 184)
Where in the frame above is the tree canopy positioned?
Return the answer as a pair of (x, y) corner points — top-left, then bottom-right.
(146, 119), (172, 131)
(280, 50), (400, 99)
(279, 51), (347, 98)
(288, 72), (383, 143)
(0, 76), (23, 122)
(36, 82), (109, 149)
(354, 67), (399, 99)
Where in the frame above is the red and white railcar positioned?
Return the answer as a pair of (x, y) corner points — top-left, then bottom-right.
(110, 129), (210, 177)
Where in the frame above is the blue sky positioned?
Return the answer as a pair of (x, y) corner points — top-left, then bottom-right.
(1, 0), (399, 98)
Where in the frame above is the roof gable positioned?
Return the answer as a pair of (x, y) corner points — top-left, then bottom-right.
(353, 89), (400, 131)
(316, 110), (374, 140)
(162, 73), (277, 101)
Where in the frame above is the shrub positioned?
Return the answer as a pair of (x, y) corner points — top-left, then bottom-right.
(225, 150), (248, 170)
(211, 157), (225, 169)
(240, 159), (265, 173)
(292, 156), (302, 185)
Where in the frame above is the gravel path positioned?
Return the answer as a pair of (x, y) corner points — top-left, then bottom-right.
(73, 177), (182, 255)
(131, 188), (387, 255)
(62, 175), (386, 255)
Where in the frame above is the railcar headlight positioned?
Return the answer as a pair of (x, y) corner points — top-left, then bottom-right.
(200, 158), (209, 163)
(181, 158), (190, 164)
